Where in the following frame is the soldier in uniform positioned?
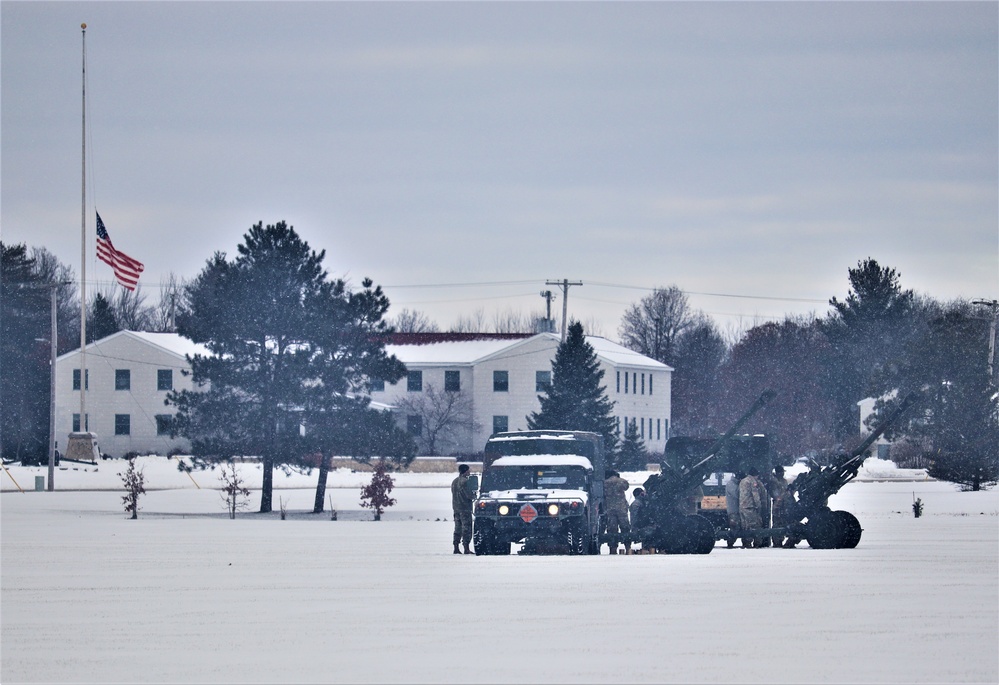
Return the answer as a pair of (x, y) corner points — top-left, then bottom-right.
(629, 487), (648, 553)
(603, 470), (631, 554)
(769, 465), (789, 548)
(451, 464), (474, 554)
(725, 471), (744, 548)
(738, 467), (767, 548)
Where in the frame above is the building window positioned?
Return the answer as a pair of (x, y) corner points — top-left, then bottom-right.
(616, 371), (620, 393)
(650, 375), (654, 395)
(445, 370), (461, 392)
(624, 372), (629, 394)
(633, 373), (637, 395)
(664, 418), (670, 440)
(72, 413), (89, 432)
(72, 369), (89, 390)
(493, 415), (508, 434)
(155, 414), (174, 436)
(115, 369), (131, 391)
(369, 378), (385, 392)
(114, 414), (131, 436)
(407, 370), (423, 392)
(536, 370), (551, 392)
(157, 369), (173, 391)
(493, 370), (509, 392)
(641, 374), (645, 395)
(407, 414), (423, 436)
(657, 418), (661, 441)
(641, 417), (645, 439)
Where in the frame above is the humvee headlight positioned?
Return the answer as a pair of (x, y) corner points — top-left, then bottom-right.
(547, 504), (560, 516)
(498, 504), (510, 516)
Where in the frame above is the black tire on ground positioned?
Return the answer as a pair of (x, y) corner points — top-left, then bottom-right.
(805, 510), (840, 549)
(564, 520), (586, 555)
(687, 514), (716, 555)
(660, 515), (695, 554)
(473, 524), (494, 556)
(832, 510), (862, 549)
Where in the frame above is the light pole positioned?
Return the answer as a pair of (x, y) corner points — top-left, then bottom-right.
(35, 287), (58, 490)
(47, 285), (57, 491)
(972, 299), (998, 380)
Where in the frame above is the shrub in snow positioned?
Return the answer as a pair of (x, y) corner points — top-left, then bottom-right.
(118, 457), (146, 520)
(219, 462), (250, 519)
(360, 462), (396, 521)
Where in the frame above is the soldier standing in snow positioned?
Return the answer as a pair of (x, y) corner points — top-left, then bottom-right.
(629, 487), (648, 553)
(738, 467), (768, 548)
(768, 465), (789, 548)
(725, 471), (744, 548)
(604, 470), (631, 554)
(451, 464), (474, 555)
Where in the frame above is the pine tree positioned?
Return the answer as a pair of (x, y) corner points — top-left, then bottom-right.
(822, 258), (918, 439)
(616, 418), (648, 471)
(168, 221), (407, 513)
(527, 321), (617, 452)
(876, 304), (998, 491)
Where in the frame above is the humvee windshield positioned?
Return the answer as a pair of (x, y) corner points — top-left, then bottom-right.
(482, 465), (588, 492)
(486, 438), (597, 460)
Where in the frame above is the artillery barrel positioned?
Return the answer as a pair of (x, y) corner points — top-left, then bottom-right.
(686, 389), (777, 477)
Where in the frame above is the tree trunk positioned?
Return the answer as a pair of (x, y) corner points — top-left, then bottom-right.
(260, 453), (273, 513)
(313, 449), (330, 513)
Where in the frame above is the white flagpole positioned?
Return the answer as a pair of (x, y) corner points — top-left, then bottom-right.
(79, 22), (87, 429)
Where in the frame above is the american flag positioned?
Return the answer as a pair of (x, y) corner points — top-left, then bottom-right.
(96, 211), (144, 291)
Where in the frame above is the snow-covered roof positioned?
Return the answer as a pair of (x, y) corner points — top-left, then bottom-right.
(385, 338), (520, 365)
(490, 455), (594, 470)
(585, 335), (672, 370)
(57, 330), (211, 362)
(386, 332), (670, 370)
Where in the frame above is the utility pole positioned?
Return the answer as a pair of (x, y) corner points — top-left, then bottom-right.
(545, 279), (582, 341)
(972, 299), (998, 380)
(539, 290), (555, 333)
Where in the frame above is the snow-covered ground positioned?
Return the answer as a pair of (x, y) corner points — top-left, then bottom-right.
(2, 457), (997, 684)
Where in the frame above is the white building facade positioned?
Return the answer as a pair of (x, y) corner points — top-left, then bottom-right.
(375, 333), (672, 456)
(55, 331), (671, 459)
(55, 331), (207, 458)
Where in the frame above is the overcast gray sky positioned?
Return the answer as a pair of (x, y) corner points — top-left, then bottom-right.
(2, 1), (996, 339)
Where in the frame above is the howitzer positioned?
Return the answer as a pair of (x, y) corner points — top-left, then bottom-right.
(639, 390), (777, 554)
(781, 390), (921, 549)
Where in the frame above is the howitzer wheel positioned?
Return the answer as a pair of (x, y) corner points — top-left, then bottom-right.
(832, 510), (862, 548)
(687, 514), (716, 555)
(805, 511), (840, 550)
(658, 514), (715, 554)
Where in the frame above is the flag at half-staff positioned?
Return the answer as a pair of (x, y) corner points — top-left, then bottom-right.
(96, 211), (144, 290)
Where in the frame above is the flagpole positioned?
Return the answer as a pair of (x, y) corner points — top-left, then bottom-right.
(79, 22), (87, 429)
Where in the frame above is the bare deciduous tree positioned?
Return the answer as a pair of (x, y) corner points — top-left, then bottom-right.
(618, 285), (697, 365)
(448, 308), (487, 333)
(395, 383), (478, 455)
(393, 308), (441, 333)
(150, 272), (186, 332)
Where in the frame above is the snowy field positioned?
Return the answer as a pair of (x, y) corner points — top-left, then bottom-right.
(2, 458), (997, 684)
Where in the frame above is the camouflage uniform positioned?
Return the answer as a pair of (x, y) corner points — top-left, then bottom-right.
(738, 473), (767, 548)
(768, 469), (789, 547)
(603, 473), (631, 553)
(724, 474), (742, 548)
(451, 472), (474, 550)
(629, 489), (648, 550)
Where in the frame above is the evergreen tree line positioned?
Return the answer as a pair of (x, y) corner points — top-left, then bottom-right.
(3, 233), (996, 493)
(616, 259), (997, 490)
